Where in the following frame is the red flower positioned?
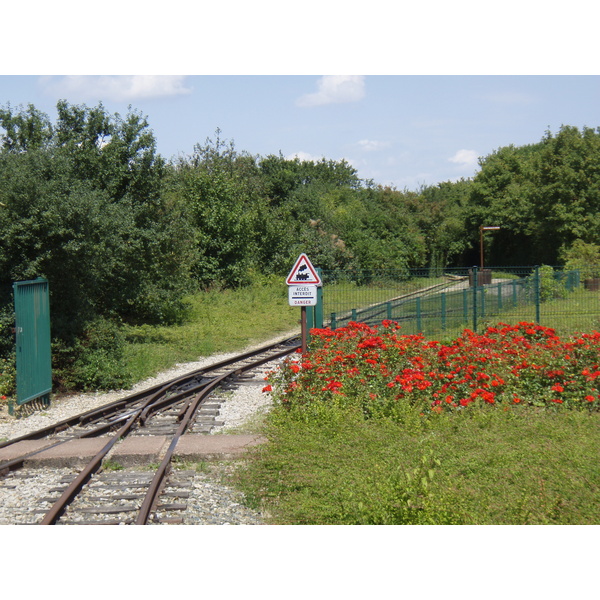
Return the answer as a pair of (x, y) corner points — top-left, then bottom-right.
(322, 380), (343, 392)
(262, 384), (272, 393)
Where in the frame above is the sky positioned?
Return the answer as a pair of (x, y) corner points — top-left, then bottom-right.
(2, 1), (599, 191)
(2, 74), (599, 190)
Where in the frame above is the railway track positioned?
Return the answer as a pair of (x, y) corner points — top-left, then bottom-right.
(0, 336), (300, 525)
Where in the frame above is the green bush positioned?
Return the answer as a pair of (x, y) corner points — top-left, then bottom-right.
(538, 265), (568, 301)
(561, 239), (600, 280)
(0, 354), (16, 398)
(54, 317), (133, 391)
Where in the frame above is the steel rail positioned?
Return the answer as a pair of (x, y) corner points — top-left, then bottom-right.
(135, 344), (298, 524)
(0, 335), (300, 451)
(37, 342), (299, 525)
(0, 380), (179, 476)
(37, 381), (178, 525)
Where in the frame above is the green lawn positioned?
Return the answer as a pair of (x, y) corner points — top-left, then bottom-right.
(235, 406), (600, 525)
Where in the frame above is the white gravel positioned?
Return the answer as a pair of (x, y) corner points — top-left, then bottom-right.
(0, 333), (293, 525)
(0, 334), (291, 441)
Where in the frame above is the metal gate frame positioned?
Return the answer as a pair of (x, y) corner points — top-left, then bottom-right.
(13, 278), (52, 407)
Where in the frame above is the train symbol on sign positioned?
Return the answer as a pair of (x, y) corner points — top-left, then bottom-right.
(286, 253), (322, 286)
(295, 265), (309, 280)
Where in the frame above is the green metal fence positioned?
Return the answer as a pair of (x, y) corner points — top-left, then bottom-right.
(320, 266), (599, 337)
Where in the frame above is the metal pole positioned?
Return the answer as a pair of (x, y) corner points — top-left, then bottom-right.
(534, 266), (541, 323)
(472, 266), (478, 332)
(315, 269), (323, 328)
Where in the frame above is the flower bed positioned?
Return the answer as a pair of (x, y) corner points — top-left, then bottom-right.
(268, 321), (600, 419)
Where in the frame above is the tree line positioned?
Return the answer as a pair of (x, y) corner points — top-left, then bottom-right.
(1, 101), (599, 391)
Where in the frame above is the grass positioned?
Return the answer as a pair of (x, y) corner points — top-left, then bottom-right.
(234, 405), (600, 525)
(323, 275), (450, 318)
(224, 278), (600, 525)
(122, 279), (300, 382)
(121, 274), (456, 384)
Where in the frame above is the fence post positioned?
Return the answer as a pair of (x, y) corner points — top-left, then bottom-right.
(472, 266), (478, 331)
(481, 280), (485, 320)
(416, 297), (422, 332)
(315, 269), (324, 328)
(330, 313), (337, 331)
(441, 292), (446, 330)
(534, 266), (541, 323)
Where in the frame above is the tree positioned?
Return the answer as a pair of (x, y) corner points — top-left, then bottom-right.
(529, 126), (600, 261)
(409, 180), (473, 271)
(0, 103), (53, 151)
(259, 154), (361, 205)
(0, 102), (195, 389)
(468, 126), (600, 266)
(170, 132), (268, 287)
(467, 143), (540, 265)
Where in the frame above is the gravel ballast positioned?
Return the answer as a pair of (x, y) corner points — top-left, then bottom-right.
(0, 336), (291, 525)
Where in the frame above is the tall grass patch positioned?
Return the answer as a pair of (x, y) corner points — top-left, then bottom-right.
(237, 392), (600, 525)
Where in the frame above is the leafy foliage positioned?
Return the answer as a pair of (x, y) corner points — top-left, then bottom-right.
(0, 102), (195, 390)
(2, 107), (600, 393)
(470, 125), (600, 265)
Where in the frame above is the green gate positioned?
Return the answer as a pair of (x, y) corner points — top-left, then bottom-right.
(13, 278), (52, 407)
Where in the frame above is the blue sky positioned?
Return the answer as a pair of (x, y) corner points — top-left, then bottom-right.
(2, 75), (599, 190)
(2, 2), (599, 190)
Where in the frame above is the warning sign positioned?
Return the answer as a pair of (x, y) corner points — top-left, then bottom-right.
(288, 285), (318, 306)
(286, 254), (322, 286)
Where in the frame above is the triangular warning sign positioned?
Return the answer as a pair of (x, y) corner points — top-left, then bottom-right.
(286, 253), (322, 285)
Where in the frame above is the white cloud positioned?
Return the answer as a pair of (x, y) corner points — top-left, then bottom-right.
(40, 75), (192, 101)
(356, 139), (391, 152)
(296, 75), (365, 107)
(449, 149), (479, 168)
(286, 151), (324, 162)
